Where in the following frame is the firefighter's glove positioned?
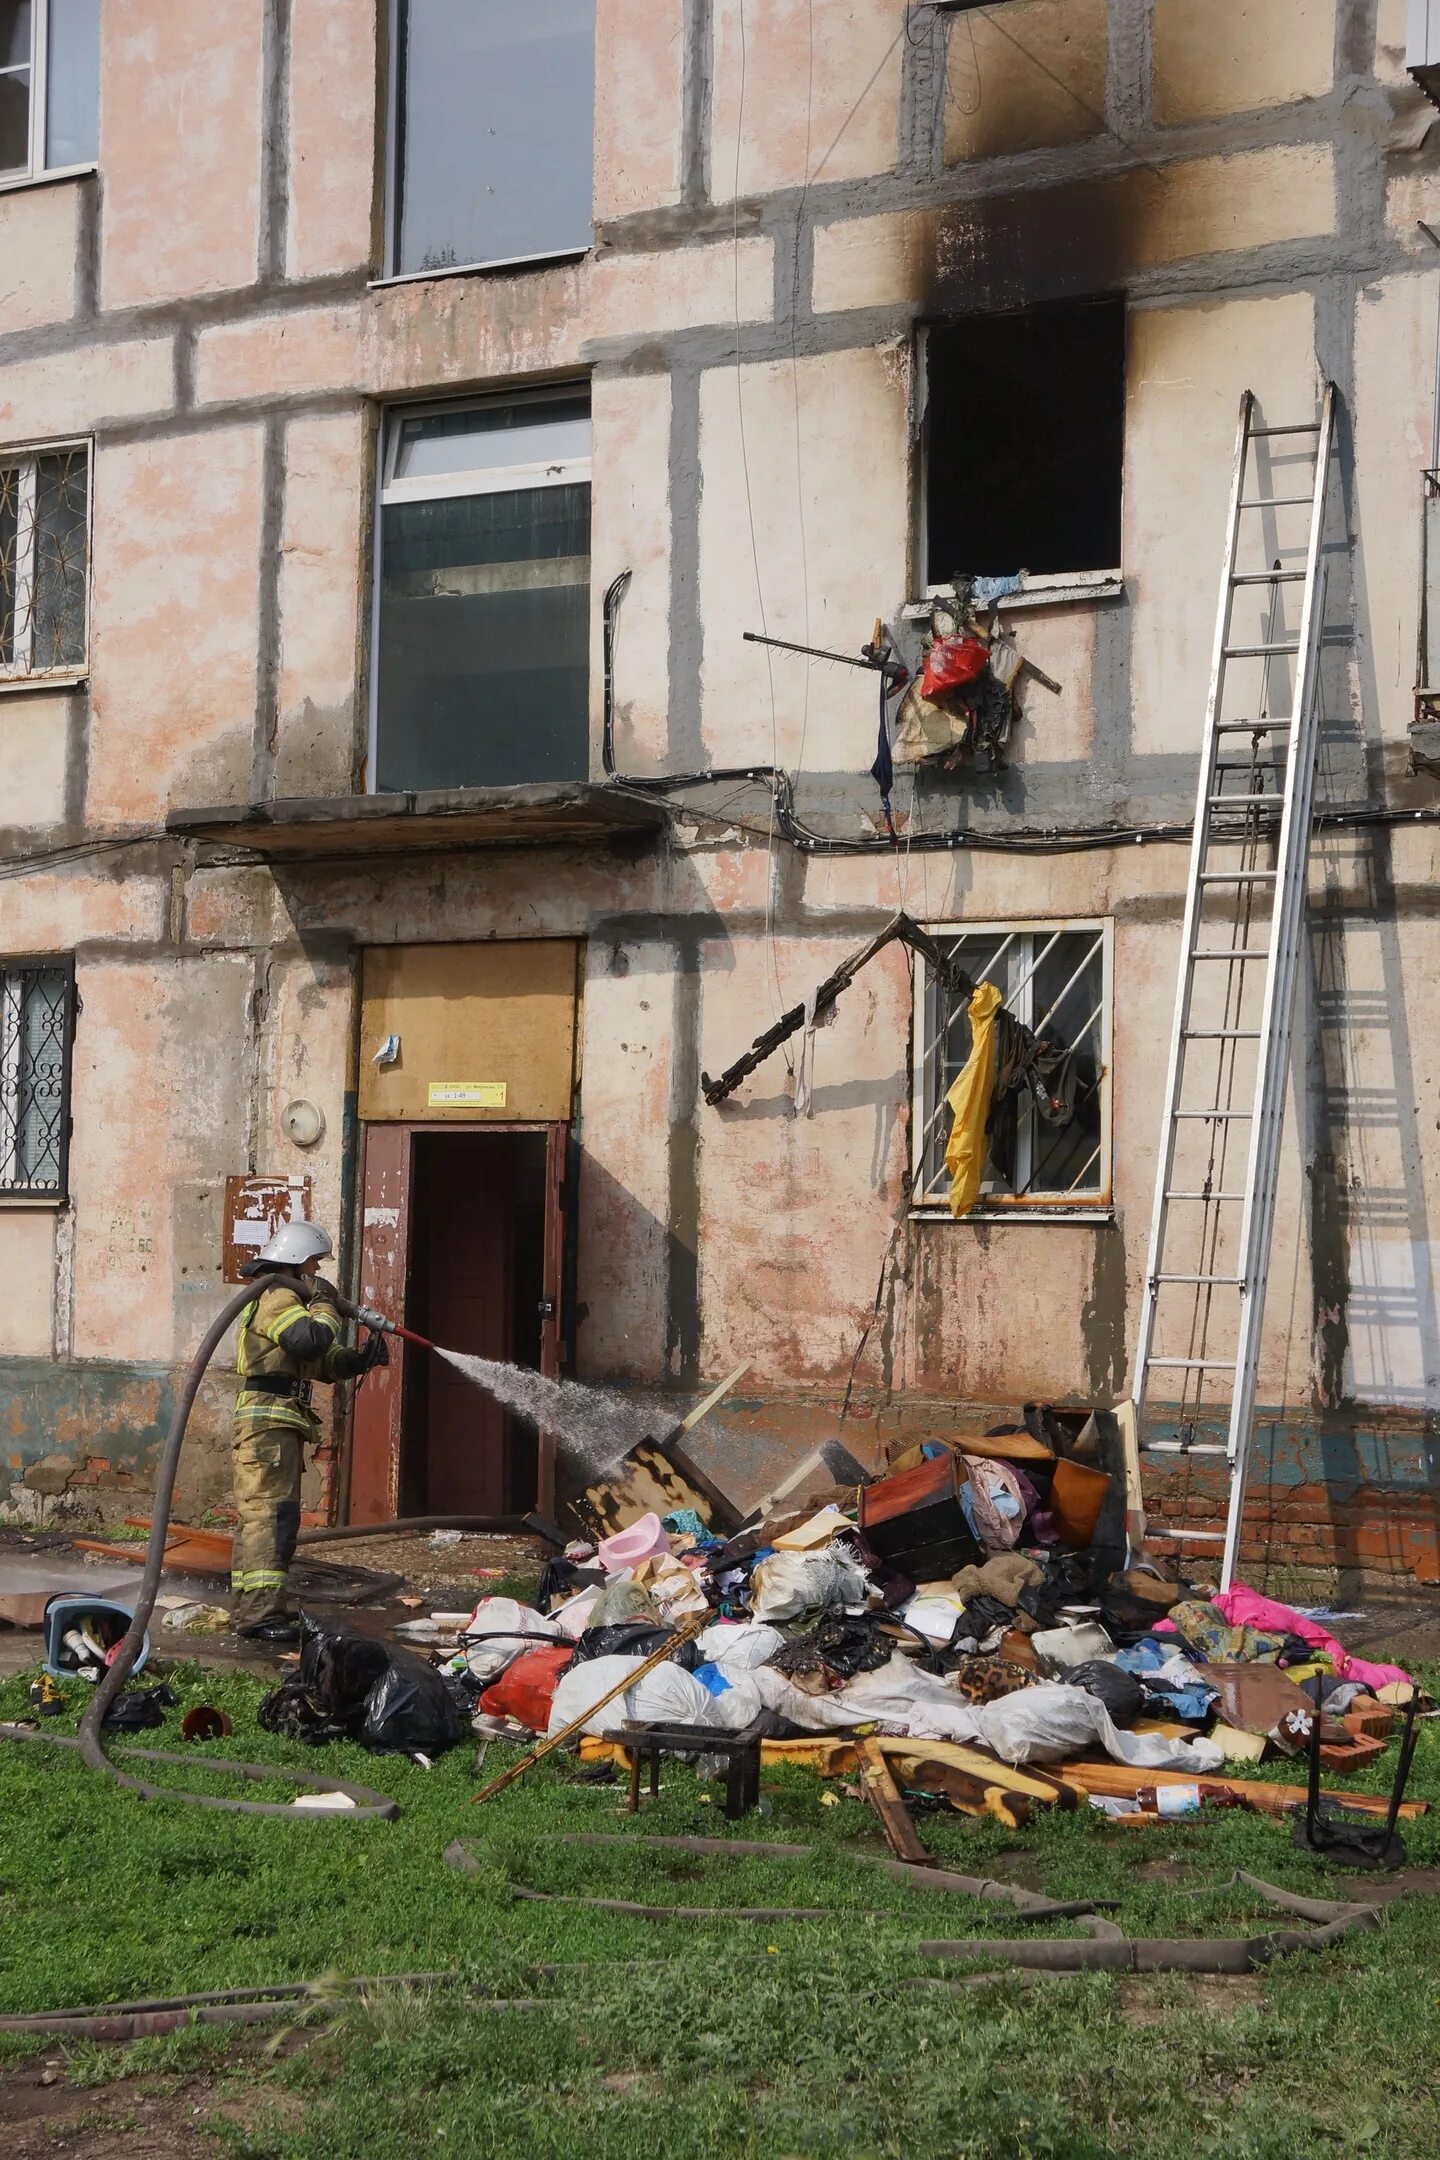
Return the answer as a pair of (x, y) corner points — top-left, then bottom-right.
(360, 1329), (391, 1373)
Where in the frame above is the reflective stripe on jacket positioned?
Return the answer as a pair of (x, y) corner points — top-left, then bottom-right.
(233, 1280), (352, 1438)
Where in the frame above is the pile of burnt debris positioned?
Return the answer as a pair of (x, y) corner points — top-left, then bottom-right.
(274, 1407), (1426, 1866)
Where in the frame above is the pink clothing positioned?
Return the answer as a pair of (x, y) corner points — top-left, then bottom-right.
(1212, 1583), (1410, 1690)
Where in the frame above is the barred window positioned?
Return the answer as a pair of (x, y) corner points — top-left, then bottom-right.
(0, 962), (74, 1197)
(913, 920), (1112, 1215)
(0, 442), (90, 683)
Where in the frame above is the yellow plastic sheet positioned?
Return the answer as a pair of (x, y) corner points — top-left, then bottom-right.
(943, 980), (1003, 1218)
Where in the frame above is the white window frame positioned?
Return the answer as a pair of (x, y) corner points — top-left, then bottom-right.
(367, 388), (593, 790)
(0, 0), (98, 194)
(380, 0), (594, 285)
(910, 916), (1114, 1222)
(0, 434), (92, 691)
(914, 324), (1125, 613)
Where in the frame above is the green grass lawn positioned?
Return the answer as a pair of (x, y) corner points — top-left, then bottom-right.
(2, 1654), (1439, 2159)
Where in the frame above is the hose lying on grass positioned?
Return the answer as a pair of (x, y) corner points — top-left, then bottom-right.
(0, 1974), (541, 2043)
(0, 1280), (399, 1821)
(444, 1841), (1387, 1969)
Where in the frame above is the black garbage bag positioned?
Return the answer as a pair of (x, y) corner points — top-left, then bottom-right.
(535, 1558), (608, 1615)
(257, 1612), (468, 1756)
(570, 1621), (700, 1671)
(359, 1650), (469, 1755)
(1061, 1659), (1146, 1728)
(1016, 1552), (1095, 1630)
(102, 1682), (177, 1731)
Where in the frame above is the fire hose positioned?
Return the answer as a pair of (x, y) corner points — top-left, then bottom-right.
(0, 1276), (407, 1820)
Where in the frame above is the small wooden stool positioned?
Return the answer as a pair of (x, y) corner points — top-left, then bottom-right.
(619, 1715), (769, 1820)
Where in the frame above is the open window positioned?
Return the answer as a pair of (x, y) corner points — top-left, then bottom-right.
(385, 0), (594, 279)
(921, 298), (1125, 608)
(912, 919), (1112, 1217)
(0, 0), (100, 183)
(371, 389), (592, 794)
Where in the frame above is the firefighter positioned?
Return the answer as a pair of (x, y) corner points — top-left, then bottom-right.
(230, 1221), (386, 1642)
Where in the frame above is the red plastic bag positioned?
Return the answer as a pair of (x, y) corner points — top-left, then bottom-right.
(477, 1643), (574, 1731)
(920, 634), (989, 698)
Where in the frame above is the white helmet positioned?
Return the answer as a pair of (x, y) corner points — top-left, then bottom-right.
(252, 1221), (334, 1269)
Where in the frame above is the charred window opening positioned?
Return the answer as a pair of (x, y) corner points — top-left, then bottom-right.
(923, 298), (1125, 588)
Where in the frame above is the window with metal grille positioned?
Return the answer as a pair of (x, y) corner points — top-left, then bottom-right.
(913, 920), (1111, 1214)
(0, 441), (90, 683)
(0, 962), (74, 1197)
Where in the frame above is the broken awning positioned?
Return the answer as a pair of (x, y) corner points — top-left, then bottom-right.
(165, 784), (667, 860)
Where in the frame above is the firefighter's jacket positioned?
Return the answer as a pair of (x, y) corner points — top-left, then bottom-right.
(233, 1278), (368, 1442)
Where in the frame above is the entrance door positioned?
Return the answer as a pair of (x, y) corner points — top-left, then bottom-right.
(349, 1123), (567, 1524)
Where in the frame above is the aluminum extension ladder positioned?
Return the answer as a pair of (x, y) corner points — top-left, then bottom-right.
(1131, 383), (1338, 1589)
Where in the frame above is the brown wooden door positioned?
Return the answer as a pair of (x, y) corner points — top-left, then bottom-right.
(537, 1123), (568, 1517)
(349, 1125), (413, 1524)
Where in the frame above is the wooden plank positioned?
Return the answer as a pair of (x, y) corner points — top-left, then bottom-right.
(358, 941), (578, 1123)
(1057, 1759), (1427, 1820)
(858, 1738), (933, 1864)
(876, 1736), (1078, 1811)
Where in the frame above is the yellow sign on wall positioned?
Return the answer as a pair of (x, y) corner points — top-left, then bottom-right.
(427, 1081), (507, 1109)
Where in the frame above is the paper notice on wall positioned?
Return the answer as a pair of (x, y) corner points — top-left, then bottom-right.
(427, 1081), (506, 1108)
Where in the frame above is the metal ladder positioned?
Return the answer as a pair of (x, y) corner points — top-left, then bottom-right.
(1131, 383), (1338, 1588)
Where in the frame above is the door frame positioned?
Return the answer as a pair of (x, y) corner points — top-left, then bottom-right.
(347, 1119), (568, 1525)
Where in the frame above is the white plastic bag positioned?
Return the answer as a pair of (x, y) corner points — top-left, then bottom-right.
(462, 1597), (559, 1642)
(901, 1592), (967, 1645)
(549, 1587), (603, 1641)
(545, 1654), (719, 1738)
(971, 1685), (1225, 1773)
(750, 1544), (870, 1624)
(696, 1621), (784, 1672)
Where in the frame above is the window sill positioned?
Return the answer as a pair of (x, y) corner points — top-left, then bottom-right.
(910, 1206), (1114, 1226)
(369, 244), (591, 292)
(905, 571), (1124, 618)
(0, 162), (97, 199)
(0, 1193), (67, 1210)
(0, 669), (88, 697)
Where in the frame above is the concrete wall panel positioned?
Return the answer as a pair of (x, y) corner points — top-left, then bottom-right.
(287, 0), (379, 279)
(0, 694), (71, 830)
(1126, 291), (1318, 758)
(274, 408), (368, 797)
(590, 371), (673, 770)
(943, 0), (1108, 164)
(69, 955), (253, 1363)
(697, 933), (911, 1381)
(0, 1213), (56, 1358)
(575, 940), (673, 1379)
(711, 0), (905, 197)
(1352, 274), (1431, 750)
(0, 338), (173, 440)
(1153, 0), (1334, 123)
(85, 427), (265, 823)
(0, 179), (80, 333)
(697, 345), (910, 767)
(101, 0), (264, 308)
(594, 0), (684, 221)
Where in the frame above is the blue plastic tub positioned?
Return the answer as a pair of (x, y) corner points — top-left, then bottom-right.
(43, 1595), (149, 1681)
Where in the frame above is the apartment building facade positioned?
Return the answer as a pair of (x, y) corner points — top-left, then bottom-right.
(4, 0), (1440, 1578)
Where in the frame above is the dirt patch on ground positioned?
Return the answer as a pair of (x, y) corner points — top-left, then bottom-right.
(1133, 1859), (1196, 1884)
(0, 2063), (222, 2159)
(1118, 1974), (1265, 2026)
